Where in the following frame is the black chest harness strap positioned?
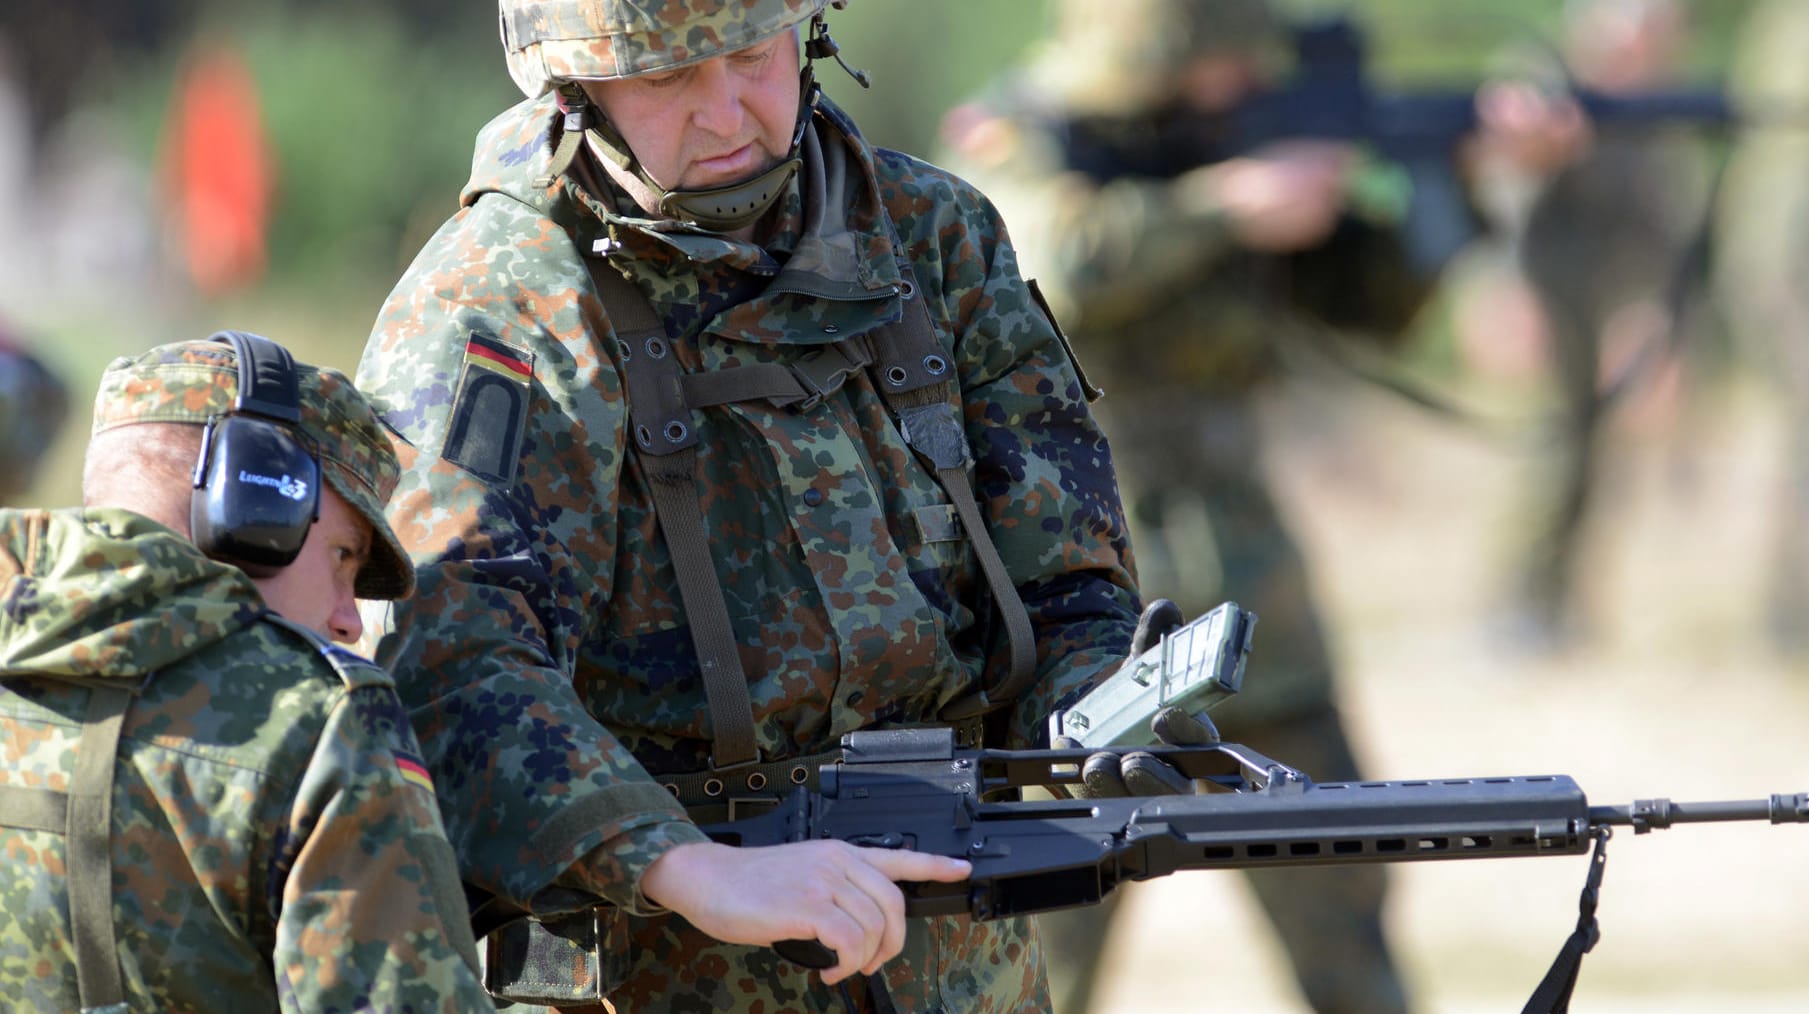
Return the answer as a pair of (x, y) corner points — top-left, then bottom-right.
(584, 259), (1037, 769)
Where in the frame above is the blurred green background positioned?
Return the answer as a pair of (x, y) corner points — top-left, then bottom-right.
(0, 0), (1759, 514)
(2, 0), (1068, 510)
(6, 4), (1803, 1012)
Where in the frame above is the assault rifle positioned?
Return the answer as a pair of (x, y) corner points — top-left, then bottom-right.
(702, 726), (1806, 1008)
(1061, 15), (1740, 273)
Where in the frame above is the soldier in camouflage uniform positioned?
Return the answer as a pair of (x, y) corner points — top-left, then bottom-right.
(0, 337), (491, 1012)
(356, 0), (1141, 1011)
(939, 1), (1427, 1010)
(0, 319), (70, 504)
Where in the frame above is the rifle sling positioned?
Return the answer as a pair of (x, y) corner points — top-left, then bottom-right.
(1521, 826), (1610, 1014)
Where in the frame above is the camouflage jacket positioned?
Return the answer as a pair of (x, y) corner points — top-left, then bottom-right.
(0, 508), (490, 1013)
(359, 90), (1138, 1011)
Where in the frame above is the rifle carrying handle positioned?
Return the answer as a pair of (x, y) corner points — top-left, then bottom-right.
(774, 937), (839, 969)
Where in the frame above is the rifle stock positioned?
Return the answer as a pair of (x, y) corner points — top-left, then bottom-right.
(700, 727), (1807, 971)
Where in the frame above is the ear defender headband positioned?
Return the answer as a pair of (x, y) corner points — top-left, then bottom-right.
(189, 330), (321, 576)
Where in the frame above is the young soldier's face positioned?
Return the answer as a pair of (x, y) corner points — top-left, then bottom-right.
(252, 486), (371, 644)
(581, 31), (802, 215)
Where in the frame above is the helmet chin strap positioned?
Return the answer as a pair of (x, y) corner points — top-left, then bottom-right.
(655, 82), (816, 231)
(564, 13), (867, 234)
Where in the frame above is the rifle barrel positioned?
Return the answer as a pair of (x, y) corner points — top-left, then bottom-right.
(1589, 793), (1809, 831)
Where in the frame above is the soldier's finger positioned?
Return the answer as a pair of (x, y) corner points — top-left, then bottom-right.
(1151, 706), (1220, 747)
(857, 847), (971, 884)
(813, 909), (866, 986)
(830, 876), (891, 975)
(1121, 752), (1195, 796)
(1082, 751), (1131, 797)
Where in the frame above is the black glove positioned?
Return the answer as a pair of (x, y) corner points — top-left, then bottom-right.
(1057, 600), (1220, 798)
(1124, 598), (1184, 666)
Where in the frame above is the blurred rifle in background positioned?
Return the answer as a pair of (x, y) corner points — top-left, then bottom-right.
(1060, 15), (1740, 275)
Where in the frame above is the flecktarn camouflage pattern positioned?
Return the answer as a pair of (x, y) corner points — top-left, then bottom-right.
(500, 0), (829, 96)
(0, 507), (491, 1012)
(91, 338), (416, 600)
(358, 78), (1139, 1009)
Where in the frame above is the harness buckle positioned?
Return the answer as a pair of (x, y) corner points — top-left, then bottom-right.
(786, 339), (874, 411)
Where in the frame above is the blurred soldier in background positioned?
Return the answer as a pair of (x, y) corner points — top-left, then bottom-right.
(941, 0), (1586, 1009)
(1476, 0), (1713, 650)
(939, 2), (1419, 1010)
(0, 318), (69, 504)
(1715, 0), (1809, 653)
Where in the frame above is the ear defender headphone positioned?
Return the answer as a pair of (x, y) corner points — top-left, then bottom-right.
(189, 330), (321, 576)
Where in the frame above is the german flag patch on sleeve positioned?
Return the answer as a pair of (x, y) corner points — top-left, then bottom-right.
(443, 331), (534, 485)
(393, 749), (436, 794)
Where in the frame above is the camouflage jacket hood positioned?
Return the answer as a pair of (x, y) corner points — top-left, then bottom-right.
(0, 507), (265, 681)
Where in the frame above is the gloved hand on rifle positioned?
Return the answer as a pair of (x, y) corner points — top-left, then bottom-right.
(1054, 599), (1222, 798)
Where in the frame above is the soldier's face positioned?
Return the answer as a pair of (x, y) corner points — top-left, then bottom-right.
(581, 31), (802, 215)
(252, 486), (371, 644)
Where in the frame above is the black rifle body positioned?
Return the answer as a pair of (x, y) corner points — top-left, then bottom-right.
(703, 728), (1806, 927)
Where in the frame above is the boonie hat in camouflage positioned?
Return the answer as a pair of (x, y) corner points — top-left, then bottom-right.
(90, 338), (415, 600)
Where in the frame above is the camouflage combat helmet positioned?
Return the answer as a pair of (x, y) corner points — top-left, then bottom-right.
(498, 0), (861, 231)
(1042, 0), (1284, 116)
(90, 339), (416, 601)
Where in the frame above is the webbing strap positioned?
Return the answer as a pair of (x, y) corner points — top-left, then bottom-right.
(867, 289), (1037, 720)
(69, 684), (131, 1012)
(533, 90), (590, 191)
(0, 785), (65, 831)
(589, 263), (760, 769)
(1522, 826), (1611, 1014)
(653, 750), (833, 806)
(678, 338), (875, 412)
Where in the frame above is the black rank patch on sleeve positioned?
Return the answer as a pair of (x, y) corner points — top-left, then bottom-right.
(443, 332), (534, 486)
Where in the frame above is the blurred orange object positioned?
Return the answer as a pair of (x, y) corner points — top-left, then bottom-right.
(162, 42), (273, 296)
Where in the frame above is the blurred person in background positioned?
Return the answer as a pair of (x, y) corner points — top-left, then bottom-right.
(0, 318), (70, 505)
(1463, 0), (1713, 652)
(939, 0), (1586, 1009)
(1715, 0), (1809, 655)
(0, 334), (490, 1012)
